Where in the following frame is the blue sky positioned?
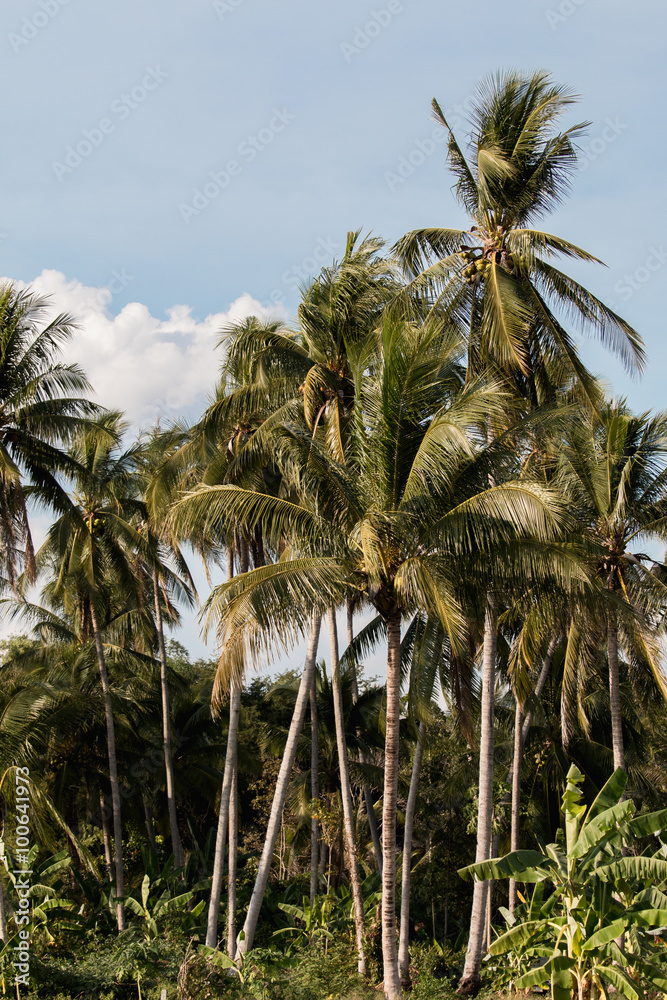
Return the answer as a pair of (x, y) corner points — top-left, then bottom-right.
(1, 0), (665, 665)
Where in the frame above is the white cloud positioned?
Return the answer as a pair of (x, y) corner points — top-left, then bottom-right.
(4, 269), (287, 427)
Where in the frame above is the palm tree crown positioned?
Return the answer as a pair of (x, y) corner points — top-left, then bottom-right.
(0, 282), (97, 587)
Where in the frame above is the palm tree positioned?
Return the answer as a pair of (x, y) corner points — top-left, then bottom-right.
(558, 403), (667, 772)
(35, 413), (147, 931)
(393, 73), (644, 992)
(235, 607), (323, 957)
(176, 315), (567, 999)
(326, 606), (366, 972)
(136, 425), (198, 872)
(183, 237), (400, 960)
(0, 282), (97, 588)
(396, 611), (471, 985)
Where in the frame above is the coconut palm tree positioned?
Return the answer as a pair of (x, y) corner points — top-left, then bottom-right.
(176, 314), (568, 999)
(136, 425), (198, 872)
(184, 238), (401, 961)
(34, 413), (148, 931)
(393, 73), (644, 992)
(167, 341), (288, 950)
(557, 403), (667, 772)
(0, 282), (98, 588)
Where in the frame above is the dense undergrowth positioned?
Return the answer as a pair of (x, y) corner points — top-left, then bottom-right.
(20, 936), (467, 999)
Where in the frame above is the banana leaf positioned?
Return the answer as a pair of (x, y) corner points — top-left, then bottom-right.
(458, 849), (553, 882)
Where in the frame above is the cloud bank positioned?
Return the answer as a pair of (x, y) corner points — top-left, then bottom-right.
(4, 269), (286, 427)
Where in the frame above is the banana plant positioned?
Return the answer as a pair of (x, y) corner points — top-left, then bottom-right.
(1, 846), (77, 944)
(273, 894), (334, 949)
(273, 877), (382, 951)
(120, 873), (206, 942)
(460, 765), (667, 1000)
(200, 937), (297, 999)
(115, 866), (208, 1000)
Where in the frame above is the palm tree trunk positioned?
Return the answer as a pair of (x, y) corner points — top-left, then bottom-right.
(0, 873), (8, 944)
(508, 699), (522, 915)
(143, 791), (156, 850)
(153, 565), (185, 870)
(226, 764), (238, 956)
(205, 543), (242, 949)
(491, 635), (559, 912)
(382, 606), (403, 1000)
(237, 607), (322, 959)
(205, 677), (241, 948)
(347, 601), (383, 876)
(0, 805), (7, 943)
(607, 613), (625, 771)
(328, 607), (367, 977)
(398, 721), (426, 987)
(459, 592), (497, 993)
(90, 601), (125, 933)
(519, 637), (557, 747)
(99, 786), (114, 882)
(310, 670), (320, 906)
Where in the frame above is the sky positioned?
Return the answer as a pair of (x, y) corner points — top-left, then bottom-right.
(1, 0), (666, 669)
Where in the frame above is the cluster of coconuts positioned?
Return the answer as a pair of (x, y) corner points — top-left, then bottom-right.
(458, 249), (491, 285)
(458, 237), (515, 285)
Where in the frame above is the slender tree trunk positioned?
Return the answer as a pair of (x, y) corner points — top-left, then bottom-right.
(347, 601), (383, 876)
(0, 803), (7, 941)
(328, 607), (367, 977)
(508, 699), (522, 915)
(398, 721), (426, 987)
(519, 637), (557, 748)
(143, 791), (156, 850)
(237, 608), (322, 959)
(205, 544), (242, 949)
(382, 606), (403, 1000)
(0, 874), (8, 945)
(607, 614), (625, 771)
(90, 602), (125, 932)
(489, 637), (557, 914)
(99, 787), (114, 882)
(205, 678), (241, 948)
(310, 670), (320, 906)
(226, 765), (238, 956)
(459, 592), (498, 993)
(153, 565), (185, 869)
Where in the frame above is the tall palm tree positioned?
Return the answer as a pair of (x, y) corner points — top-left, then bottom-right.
(184, 237), (400, 960)
(393, 73), (644, 993)
(169, 336), (288, 950)
(136, 425), (197, 871)
(558, 403), (667, 772)
(326, 606), (366, 972)
(0, 282), (97, 588)
(35, 413), (147, 931)
(176, 315), (567, 999)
